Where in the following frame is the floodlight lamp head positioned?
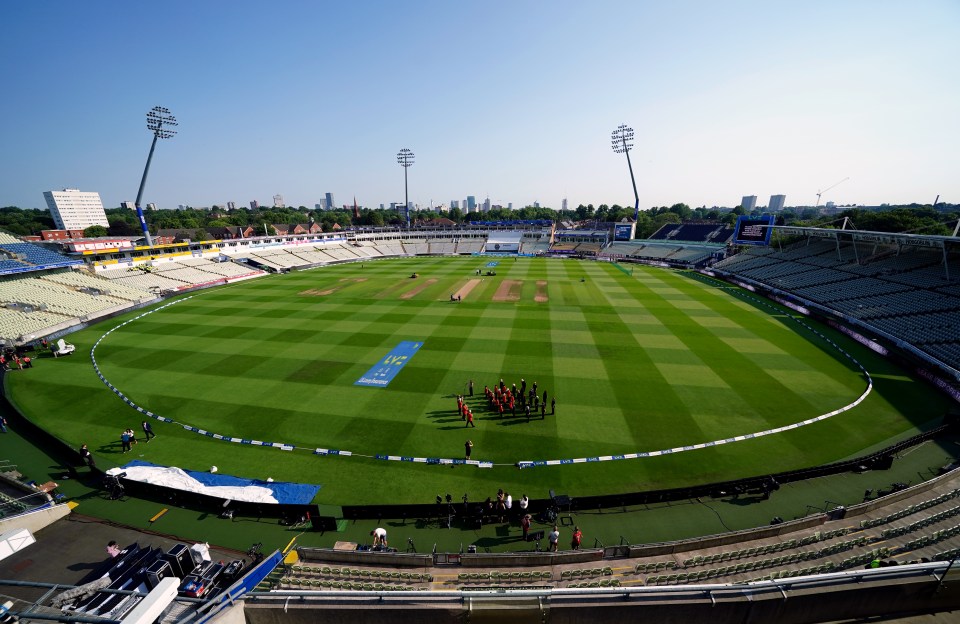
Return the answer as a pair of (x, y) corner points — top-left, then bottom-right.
(397, 148), (414, 167)
(146, 106), (178, 139)
(611, 124), (634, 154)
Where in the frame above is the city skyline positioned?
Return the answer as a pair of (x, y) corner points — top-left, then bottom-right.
(1, 2), (957, 212)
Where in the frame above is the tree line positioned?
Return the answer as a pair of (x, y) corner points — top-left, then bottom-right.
(0, 202), (955, 240)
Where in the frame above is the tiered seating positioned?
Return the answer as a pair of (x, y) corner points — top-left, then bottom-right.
(278, 564), (432, 592)
(0, 307), (73, 341)
(161, 267), (221, 285)
(39, 270), (150, 302)
(519, 241), (549, 255)
(346, 243), (381, 258)
(287, 248), (332, 265)
(0, 259), (30, 271)
(860, 490), (960, 529)
(333, 243), (363, 259)
(650, 223), (734, 243)
(629, 245), (682, 260)
(669, 247), (717, 265)
(716, 241), (960, 370)
(461, 569), (556, 586)
(894, 525), (960, 555)
(0, 231), (23, 244)
(879, 502), (960, 539)
(111, 272), (186, 292)
(0, 275), (129, 317)
(373, 241), (407, 256)
(0, 242), (73, 265)
(96, 266), (138, 280)
(869, 311), (960, 345)
(319, 245), (358, 261)
(428, 240), (457, 255)
(190, 261), (262, 278)
(248, 249), (302, 269)
(402, 241), (429, 255)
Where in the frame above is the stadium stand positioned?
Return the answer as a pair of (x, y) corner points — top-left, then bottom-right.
(649, 222), (735, 244)
(714, 238), (960, 372)
(0, 242), (75, 266)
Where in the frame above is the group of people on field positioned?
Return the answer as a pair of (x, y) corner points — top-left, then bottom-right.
(78, 420), (157, 467)
(483, 377), (555, 421)
(457, 377), (556, 427)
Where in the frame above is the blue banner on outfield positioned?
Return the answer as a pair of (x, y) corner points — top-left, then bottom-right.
(485, 261), (499, 267)
(354, 341), (423, 387)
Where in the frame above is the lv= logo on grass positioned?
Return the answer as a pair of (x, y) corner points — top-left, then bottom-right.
(355, 341), (423, 387)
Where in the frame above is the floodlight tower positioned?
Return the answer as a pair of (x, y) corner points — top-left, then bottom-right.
(611, 124), (640, 221)
(397, 148), (414, 228)
(135, 106), (178, 246)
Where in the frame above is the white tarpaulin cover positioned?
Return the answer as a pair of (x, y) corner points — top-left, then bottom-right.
(105, 465), (278, 504)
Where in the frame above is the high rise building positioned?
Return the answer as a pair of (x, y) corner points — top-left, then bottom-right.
(121, 201), (136, 211)
(273, 194), (284, 208)
(450, 200), (459, 209)
(146, 203), (156, 211)
(562, 198), (568, 211)
(466, 196), (476, 213)
(533, 201), (540, 208)
(769, 194), (786, 211)
(482, 197), (491, 212)
(227, 201), (236, 211)
(250, 200), (259, 210)
(508, 202), (513, 210)
(43, 189), (109, 230)
(741, 195), (757, 211)
(325, 193), (335, 212)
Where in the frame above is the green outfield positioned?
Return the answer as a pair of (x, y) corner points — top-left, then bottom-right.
(5, 256), (948, 506)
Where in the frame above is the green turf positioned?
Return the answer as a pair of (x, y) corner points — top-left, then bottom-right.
(5, 257), (948, 506)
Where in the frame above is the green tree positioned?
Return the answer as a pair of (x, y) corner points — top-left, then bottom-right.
(107, 219), (139, 236)
(83, 225), (109, 237)
(669, 203), (692, 220)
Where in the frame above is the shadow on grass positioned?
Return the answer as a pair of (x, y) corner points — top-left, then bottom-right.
(494, 418), (541, 427)
(720, 494), (770, 507)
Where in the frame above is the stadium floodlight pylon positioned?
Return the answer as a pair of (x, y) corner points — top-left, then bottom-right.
(611, 124), (640, 221)
(397, 148), (414, 228)
(136, 106), (179, 246)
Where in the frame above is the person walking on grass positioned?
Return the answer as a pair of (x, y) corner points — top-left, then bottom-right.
(465, 439), (473, 460)
(142, 420), (155, 442)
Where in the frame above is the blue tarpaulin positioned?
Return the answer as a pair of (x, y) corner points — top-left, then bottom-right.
(122, 460), (321, 505)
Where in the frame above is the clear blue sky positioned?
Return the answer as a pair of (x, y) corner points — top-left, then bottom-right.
(2, 1), (958, 211)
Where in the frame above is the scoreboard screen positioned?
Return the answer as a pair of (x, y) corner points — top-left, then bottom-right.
(614, 224), (633, 241)
(733, 215), (775, 246)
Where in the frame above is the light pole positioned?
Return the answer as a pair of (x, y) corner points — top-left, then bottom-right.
(397, 148), (414, 228)
(611, 124), (639, 221)
(136, 106), (178, 246)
